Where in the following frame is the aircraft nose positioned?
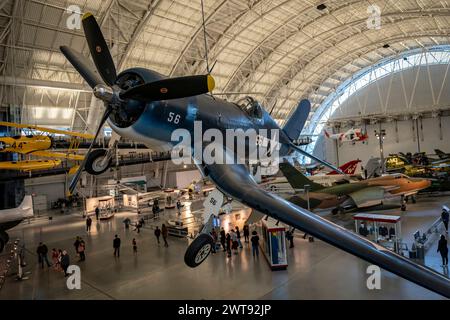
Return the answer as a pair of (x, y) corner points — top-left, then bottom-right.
(424, 179), (431, 188)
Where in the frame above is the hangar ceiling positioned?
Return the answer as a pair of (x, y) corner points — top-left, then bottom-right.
(1, 0), (450, 133)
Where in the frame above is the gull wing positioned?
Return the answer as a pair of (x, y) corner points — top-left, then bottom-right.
(201, 158), (450, 297)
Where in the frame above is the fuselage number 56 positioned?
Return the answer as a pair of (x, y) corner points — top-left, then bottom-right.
(168, 112), (181, 124)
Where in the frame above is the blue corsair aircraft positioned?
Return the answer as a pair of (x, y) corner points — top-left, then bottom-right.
(61, 13), (450, 298)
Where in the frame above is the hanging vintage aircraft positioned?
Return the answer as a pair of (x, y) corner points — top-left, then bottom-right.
(0, 122), (94, 172)
(59, 12), (450, 298)
(279, 162), (431, 214)
(324, 127), (369, 144)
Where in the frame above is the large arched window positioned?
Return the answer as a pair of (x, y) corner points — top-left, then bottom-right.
(300, 45), (450, 164)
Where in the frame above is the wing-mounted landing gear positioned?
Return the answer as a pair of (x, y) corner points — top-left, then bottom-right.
(0, 231), (9, 253)
(85, 131), (120, 175)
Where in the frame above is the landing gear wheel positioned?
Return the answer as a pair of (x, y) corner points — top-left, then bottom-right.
(401, 204), (407, 211)
(412, 196), (417, 204)
(184, 233), (214, 268)
(85, 149), (111, 175)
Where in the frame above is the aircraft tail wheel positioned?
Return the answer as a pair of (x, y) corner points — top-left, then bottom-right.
(184, 233), (214, 268)
(85, 149), (112, 175)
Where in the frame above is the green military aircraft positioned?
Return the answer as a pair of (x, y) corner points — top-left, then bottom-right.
(279, 163), (431, 214)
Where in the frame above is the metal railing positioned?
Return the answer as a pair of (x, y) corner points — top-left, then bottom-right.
(413, 216), (445, 252)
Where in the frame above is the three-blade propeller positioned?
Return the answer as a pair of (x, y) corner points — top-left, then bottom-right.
(61, 12), (215, 194)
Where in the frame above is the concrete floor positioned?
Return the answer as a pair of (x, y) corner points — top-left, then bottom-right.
(0, 195), (448, 300)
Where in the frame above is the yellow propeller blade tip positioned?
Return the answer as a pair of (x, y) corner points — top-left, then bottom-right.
(82, 12), (93, 20)
(207, 75), (215, 92)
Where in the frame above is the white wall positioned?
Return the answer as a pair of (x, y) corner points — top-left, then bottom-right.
(322, 115), (450, 168)
(172, 170), (202, 189)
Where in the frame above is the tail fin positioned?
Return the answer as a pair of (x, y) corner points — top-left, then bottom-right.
(435, 149), (447, 159)
(329, 159), (361, 175)
(282, 99), (311, 141)
(279, 162), (324, 191)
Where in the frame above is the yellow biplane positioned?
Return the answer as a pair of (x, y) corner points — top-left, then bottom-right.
(0, 121), (94, 172)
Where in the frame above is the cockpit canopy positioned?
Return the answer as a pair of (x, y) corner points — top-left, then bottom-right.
(235, 96), (263, 119)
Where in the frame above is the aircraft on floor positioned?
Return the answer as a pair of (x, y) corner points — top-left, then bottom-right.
(263, 159), (362, 191)
(0, 195), (33, 252)
(378, 153), (450, 192)
(0, 122), (94, 172)
(60, 12), (450, 298)
(279, 162), (431, 214)
(324, 127), (368, 144)
(434, 149), (450, 161)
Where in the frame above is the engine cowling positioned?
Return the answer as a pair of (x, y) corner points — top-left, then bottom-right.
(108, 68), (164, 128)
